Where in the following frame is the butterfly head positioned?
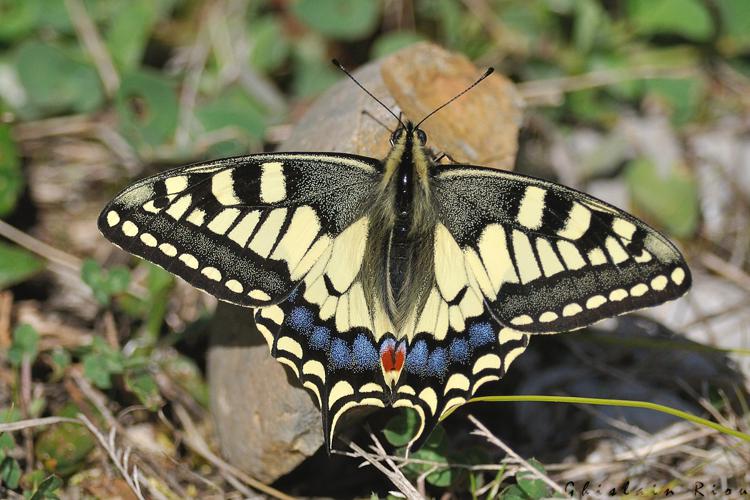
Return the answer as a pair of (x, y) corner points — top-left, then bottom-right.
(390, 122), (427, 148)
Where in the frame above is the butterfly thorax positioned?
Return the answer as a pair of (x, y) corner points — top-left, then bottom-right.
(361, 123), (436, 337)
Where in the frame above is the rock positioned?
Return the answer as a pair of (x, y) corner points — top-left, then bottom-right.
(207, 42), (522, 481)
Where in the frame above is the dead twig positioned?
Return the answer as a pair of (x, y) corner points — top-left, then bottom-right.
(76, 413), (146, 500)
(0, 291), (12, 349)
(347, 435), (425, 500)
(699, 251), (750, 293)
(518, 66), (699, 106)
(468, 414), (568, 497)
(173, 404), (295, 500)
(64, 0), (120, 96)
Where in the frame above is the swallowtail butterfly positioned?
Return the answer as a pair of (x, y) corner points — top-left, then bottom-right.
(98, 62), (691, 452)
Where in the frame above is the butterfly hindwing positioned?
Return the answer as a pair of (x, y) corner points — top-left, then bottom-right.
(433, 166), (691, 333)
(254, 215), (393, 451)
(98, 153), (380, 307)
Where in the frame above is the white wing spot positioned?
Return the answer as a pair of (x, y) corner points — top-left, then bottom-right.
(586, 295), (607, 309)
(248, 208), (287, 258)
(609, 288), (628, 301)
(635, 250), (653, 263)
(165, 194), (192, 220)
(140, 233), (157, 247)
(211, 169), (241, 206)
(159, 243), (177, 256)
(511, 315), (533, 326)
(557, 241), (586, 270)
(249, 289), (271, 301)
(122, 221), (138, 237)
(106, 211), (120, 227)
(539, 311), (558, 323)
(671, 267), (686, 285)
(227, 211), (261, 247)
(562, 303), (583, 317)
(186, 208), (206, 226)
(605, 236), (629, 264)
(558, 202), (591, 240)
(630, 283), (648, 297)
(587, 247), (607, 266)
(260, 162), (286, 203)
(612, 218), (637, 240)
(201, 267), (221, 281)
(179, 253), (199, 269)
(444, 373), (470, 394)
(512, 230), (541, 284)
(165, 176), (188, 194)
(419, 388), (438, 415)
(517, 186), (546, 230)
(651, 275), (668, 291)
(472, 353), (501, 374)
(225, 279), (243, 293)
(536, 238), (564, 277)
(207, 208), (241, 235)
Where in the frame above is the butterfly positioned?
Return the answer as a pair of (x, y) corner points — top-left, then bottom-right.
(98, 62), (691, 452)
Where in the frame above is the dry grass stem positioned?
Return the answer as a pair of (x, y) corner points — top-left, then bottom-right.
(468, 414), (568, 496)
(63, 0), (120, 96)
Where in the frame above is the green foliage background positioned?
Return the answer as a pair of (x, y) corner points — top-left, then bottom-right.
(0, 0), (748, 497)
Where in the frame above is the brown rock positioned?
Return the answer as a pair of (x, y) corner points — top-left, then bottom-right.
(208, 42), (522, 482)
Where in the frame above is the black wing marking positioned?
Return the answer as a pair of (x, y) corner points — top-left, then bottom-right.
(98, 153), (380, 307)
(432, 165), (691, 333)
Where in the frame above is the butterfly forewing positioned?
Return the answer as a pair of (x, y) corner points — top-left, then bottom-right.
(98, 153), (381, 307)
(432, 165), (691, 333)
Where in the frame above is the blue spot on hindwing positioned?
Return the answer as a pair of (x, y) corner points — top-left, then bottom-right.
(288, 306), (314, 334)
(449, 338), (469, 363)
(428, 348), (447, 378)
(353, 333), (378, 370)
(330, 338), (352, 369)
(469, 322), (494, 348)
(310, 326), (330, 350)
(405, 340), (428, 375)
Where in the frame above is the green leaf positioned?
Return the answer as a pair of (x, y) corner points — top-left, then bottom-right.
(35, 404), (96, 476)
(292, 0), (380, 40)
(371, 31), (425, 59)
(49, 348), (71, 380)
(501, 484), (529, 500)
(642, 77), (704, 125)
(124, 372), (162, 410)
(0, 456), (21, 489)
(15, 41), (104, 117)
(0, 0), (41, 42)
(627, 0), (713, 41)
(248, 16), (290, 72)
(8, 324), (39, 366)
(0, 433), (13, 453)
(383, 409), (421, 447)
(516, 459), (550, 499)
(115, 70), (178, 149)
(82, 338), (125, 389)
(81, 259), (131, 306)
(106, 0), (158, 71)
(401, 427), (452, 487)
(0, 242), (44, 289)
(0, 123), (23, 216)
(573, 0), (604, 54)
(717, 0), (750, 55)
(30, 474), (63, 500)
(196, 87), (266, 141)
(625, 159), (699, 238)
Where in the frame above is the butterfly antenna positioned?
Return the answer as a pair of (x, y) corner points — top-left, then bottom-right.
(332, 59), (405, 128)
(415, 67), (494, 128)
